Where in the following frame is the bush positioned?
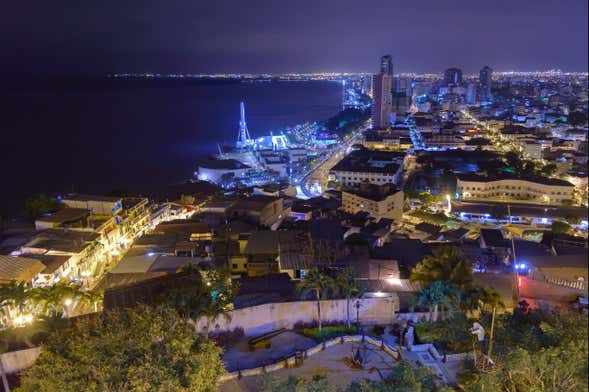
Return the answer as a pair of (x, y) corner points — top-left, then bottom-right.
(372, 325), (385, 336)
(301, 325), (358, 342)
(209, 327), (244, 348)
(414, 314), (472, 353)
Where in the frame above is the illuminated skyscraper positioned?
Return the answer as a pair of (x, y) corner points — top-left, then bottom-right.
(444, 67), (463, 86)
(372, 55), (393, 129)
(380, 55), (393, 76)
(479, 65), (493, 102)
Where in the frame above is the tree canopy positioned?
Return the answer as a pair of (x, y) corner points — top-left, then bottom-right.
(24, 194), (63, 218)
(410, 246), (473, 289)
(17, 306), (225, 392)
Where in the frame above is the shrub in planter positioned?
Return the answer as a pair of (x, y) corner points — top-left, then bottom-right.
(372, 325), (385, 336)
(302, 325), (358, 342)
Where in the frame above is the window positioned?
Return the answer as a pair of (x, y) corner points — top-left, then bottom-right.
(232, 263), (238, 269)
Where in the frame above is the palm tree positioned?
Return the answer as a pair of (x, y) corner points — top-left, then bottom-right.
(414, 280), (458, 322)
(335, 268), (363, 328)
(29, 283), (82, 317)
(410, 245), (473, 289)
(297, 268), (337, 332)
(0, 281), (32, 326)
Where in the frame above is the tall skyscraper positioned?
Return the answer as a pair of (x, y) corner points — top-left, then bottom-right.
(443, 67), (463, 86)
(372, 73), (393, 128)
(380, 55), (393, 76)
(372, 55), (393, 129)
(479, 65), (493, 102)
(466, 83), (477, 105)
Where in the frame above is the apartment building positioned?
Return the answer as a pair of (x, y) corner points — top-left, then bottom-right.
(456, 174), (574, 205)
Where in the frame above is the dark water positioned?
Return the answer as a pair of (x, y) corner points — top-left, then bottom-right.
(0, 78), (341, 216)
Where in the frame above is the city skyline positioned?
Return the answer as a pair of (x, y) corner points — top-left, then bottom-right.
(2, 0), (587, 76)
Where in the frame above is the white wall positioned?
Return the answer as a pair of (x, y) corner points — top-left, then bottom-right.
(197, 297), (398, 337)
(0, 347), (41, 374)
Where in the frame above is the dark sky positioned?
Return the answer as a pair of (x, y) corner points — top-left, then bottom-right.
(2, 0), (587, 75)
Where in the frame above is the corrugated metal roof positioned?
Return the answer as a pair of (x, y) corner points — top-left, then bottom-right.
(0, 255), (45, 282)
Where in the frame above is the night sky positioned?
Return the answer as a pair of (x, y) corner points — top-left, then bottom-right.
(2, 0), (587, 76)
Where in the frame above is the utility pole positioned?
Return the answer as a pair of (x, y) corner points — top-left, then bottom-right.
(507, 204), (520, 303)
(487, 306), (497, 363)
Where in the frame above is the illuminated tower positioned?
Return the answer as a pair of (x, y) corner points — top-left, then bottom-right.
(479, 65), (493, 102)
(236, 101), (252, 148)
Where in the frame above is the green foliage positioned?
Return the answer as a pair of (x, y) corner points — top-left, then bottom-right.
(410, 246), (473, 289)
(261, 374), (338, 392)
(539, 163), (558, 177)
(0, 281), (101, 329)
(414, 313), (472, 353)
(302, 325), (358, 342)
(335, 268), (363, 327)
(324, 108), (370, 135)
(348, 360), (444, 391)
(297, 268), (338, 331)
(161, 266), (237, 338)
(16, 306), (225, 392)
(460, 309), (589, 392)
(409, 210), (449, 225)
(24, 194), (63, 218)
(551, 220), (572, 234)
(261, 360), (446, 392)
(413, 280), (461, 321)
(407, 192), (445, 206)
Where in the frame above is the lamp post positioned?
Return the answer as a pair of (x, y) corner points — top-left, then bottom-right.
(507, 204), (520, 303)
(355, 300), (361, 327)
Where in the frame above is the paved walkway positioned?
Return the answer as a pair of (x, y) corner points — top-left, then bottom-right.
(222, 330), (315, 372)
(220, 341), (396, 392)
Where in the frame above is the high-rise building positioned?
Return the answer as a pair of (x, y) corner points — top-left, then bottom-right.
(466, 83), (477, 105)
(391, 77), (412, 117)
(380, 55), (393, 76)
(443, 67), (463, 86)
(372, 73), (393, 128)
(479, 65), (493, 102)
(372, 55), (394, 129)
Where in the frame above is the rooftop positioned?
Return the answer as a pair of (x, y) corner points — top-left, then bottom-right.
(456, 173), (573, 187)
(343, 183), (401, 202)
(0, 255), (46, 282)
(62, 194), (122, 203)
(331, 150), (404, 174)
(35, 208), (89, 224)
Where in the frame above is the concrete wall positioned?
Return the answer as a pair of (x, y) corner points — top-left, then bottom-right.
(197, 297), (398, 337)
(0, 347), (41, 374)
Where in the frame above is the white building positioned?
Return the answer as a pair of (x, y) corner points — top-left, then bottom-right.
(330, 150), (404, 187)
(196, 158), (250, 184)
(456, 174), (575, 205)
(341, 183), (404, 222)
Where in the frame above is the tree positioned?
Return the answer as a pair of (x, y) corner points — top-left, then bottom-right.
(335, 268), (363, 328)
(23, 194), (63, 218)
(16, 306), (225, 392)
(0, 281), (31, 325)
(460, 309), (588, 391)
(297, 268), (337, 332)
(463, 344), (588, 392)
(349, 360), (444, 391)
(261, 374), (338, 392)
(410, 246), (473, 289)
(414, 281), (459, 322)
(551, 220), (572, 234)
(540, 163), (557, 177)
(161, 266), (237, 339)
